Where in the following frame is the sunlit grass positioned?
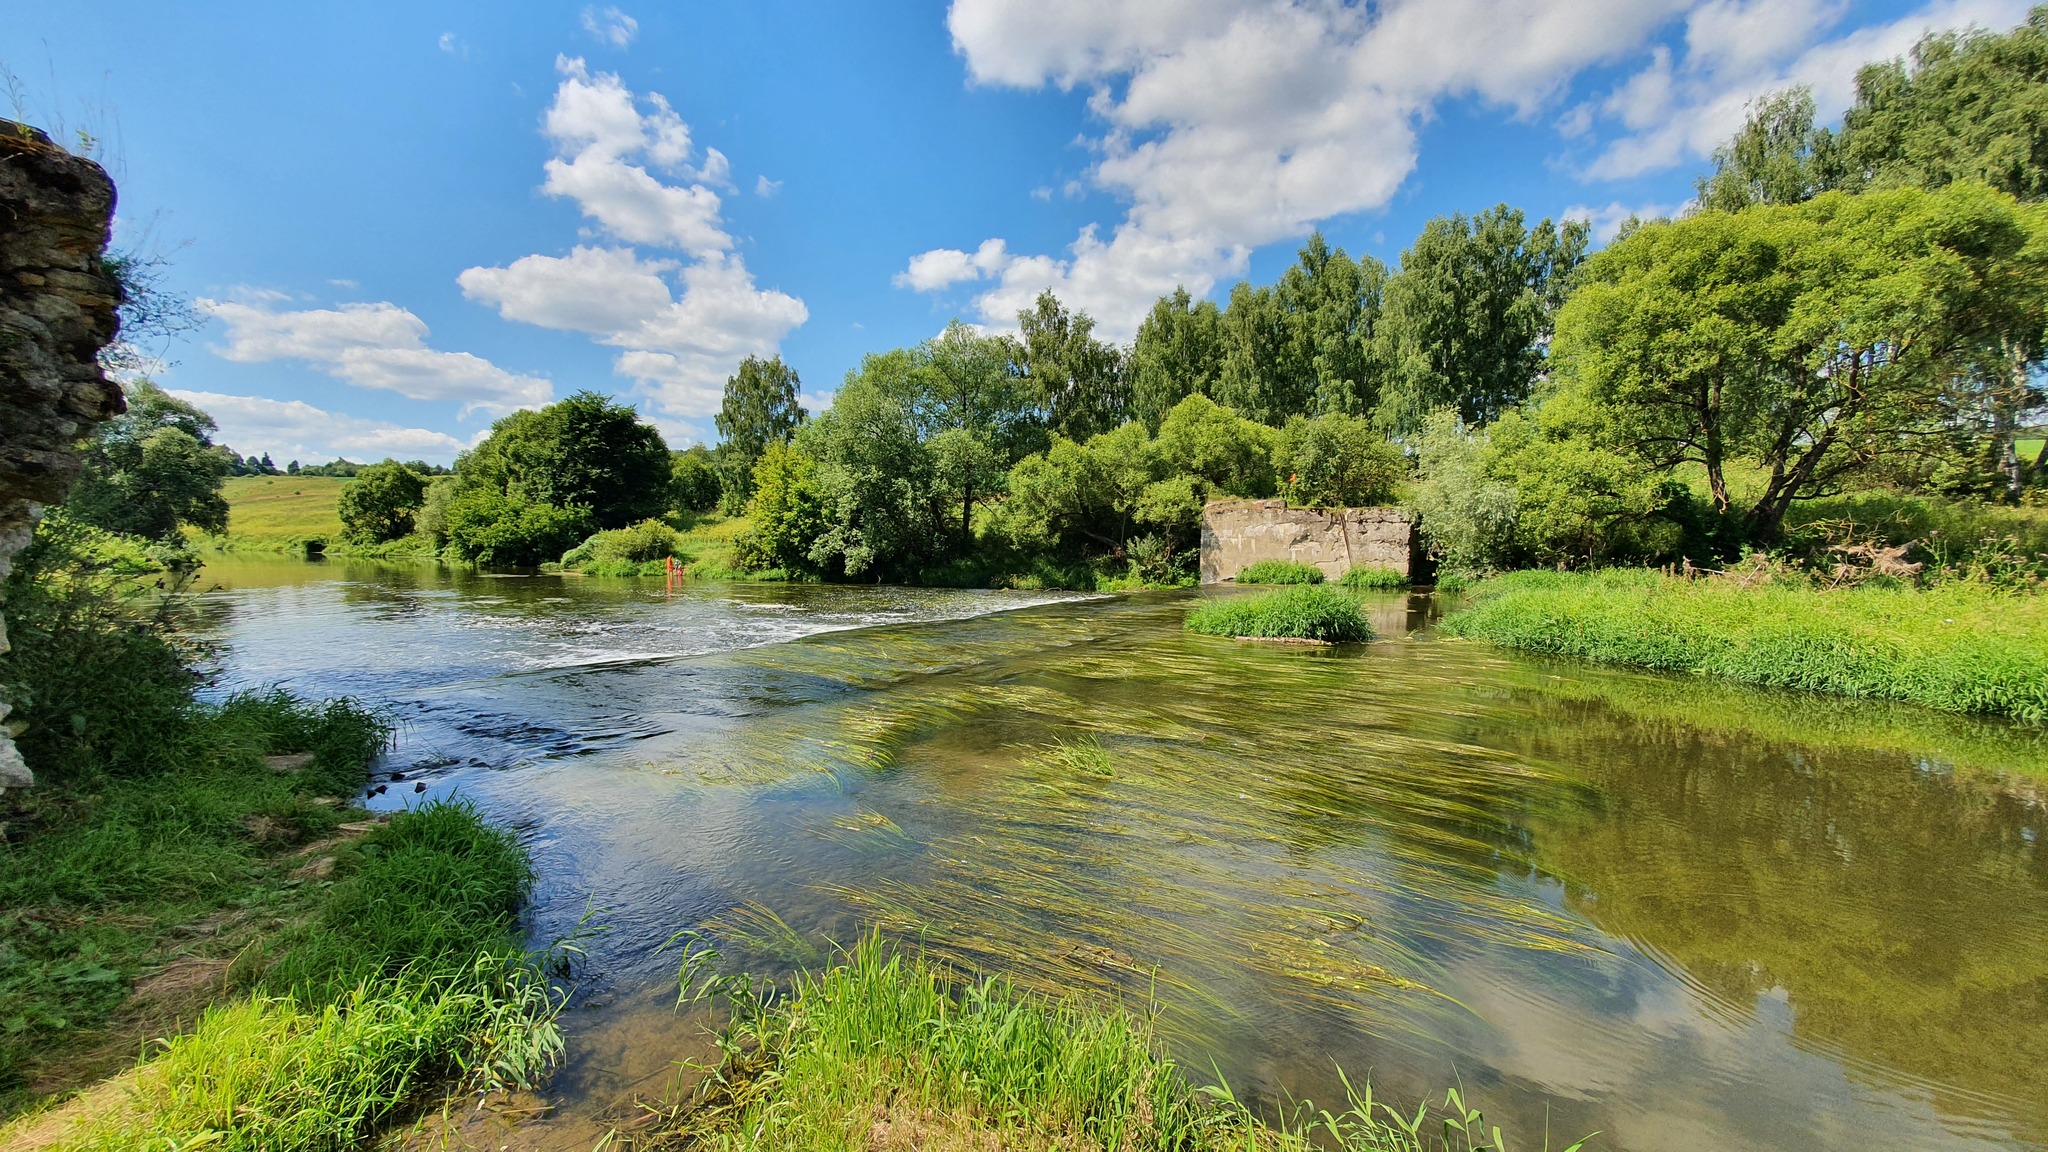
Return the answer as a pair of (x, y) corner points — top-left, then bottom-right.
(1186, 585), (1375, 643)
(1339, 566), (1410, 590)
(1237, 560), (1326, 585)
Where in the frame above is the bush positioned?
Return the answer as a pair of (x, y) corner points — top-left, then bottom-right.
(1236, 559), (1325, 584)
(1273, 412), (1404, 507)
(442, 489), (590, 568)
(1338, 566), (1409, 590)
(1441, 569), (2048, 722)
(1184, 585), (1374, 643)
(671, 446), (722, 514)
(558, 519), (689, 574)
(336, 461), (427, 544)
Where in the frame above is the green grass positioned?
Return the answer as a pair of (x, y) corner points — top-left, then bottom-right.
(1441, 569), (2048, 723)
(657, 937), (1583, 1152)
(1236, 559), (1326, 584)
(1339, 565), (1410, 590)
(1185, 585), (1375, 643)
(201, 476), (347, 550)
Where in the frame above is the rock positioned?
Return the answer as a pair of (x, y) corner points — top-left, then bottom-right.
(264, 752), (316, 774)
(0, 121), (126, 793)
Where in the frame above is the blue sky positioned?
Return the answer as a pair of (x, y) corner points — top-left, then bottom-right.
(2, 0), (2028, 462)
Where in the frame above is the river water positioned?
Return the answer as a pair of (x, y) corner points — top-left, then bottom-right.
(191, 558), (2048, 1152)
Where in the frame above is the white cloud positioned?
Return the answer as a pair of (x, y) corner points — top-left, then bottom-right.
(1561, 199), (1688, 242)
(755, 174), (783, 197)
(1584, 0), (2031, 179)
(437, 31), (464, 56)
(464, 64), (807, 422)
(201, 298), (551, 417)
(170, 390), (468, 465)
(581, 5), (639, 48)
(893, 238), (1011, 291)
(542, 56), (734, 252)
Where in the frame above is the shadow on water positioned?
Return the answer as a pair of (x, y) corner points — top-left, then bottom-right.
(195, 560), (2048, 1152)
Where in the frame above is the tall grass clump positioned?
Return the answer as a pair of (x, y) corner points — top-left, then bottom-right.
(1339, 566), (1410, 590)
(1186, 585), (1374, 643)
(1236, 559), (1326, 584)
(658, 937), (1582, 1152)
(1441, 569), (2048, 722)
(558, 518), (690, 576)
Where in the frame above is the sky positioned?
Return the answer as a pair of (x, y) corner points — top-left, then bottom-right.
(2, 0), (2033, 463)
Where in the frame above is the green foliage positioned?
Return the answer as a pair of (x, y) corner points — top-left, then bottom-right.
(1695, 87), (1845, 212)
(1339, 566), (1410, 590)
(667, 937), (1551, 1152)
(1377, 206), (1588, 432)
(441, 488), (590, 568)
(1184, 585), (1375, 642)
(1019, 289), (1127, 441)
(1553, 184), (2048, 541)
(1236, 560), (1326, 585)
(1442, 569), (2048, 722)
(737, 441), (828, 575)
(1840, 9), (2048, 201)
(716, 355), (807, 513)
(1405, 411), (1519, 576)
(456, 391), (671, 531)
(1153, 393), (1275, 497)
(1129, 287), (1225, 429)
(1211, 234), (1391, 424)
(335, 460), (427, 544)
(64, 380), (231, 541)
(670, 444), (722, 513)
(1783, 490), (2048, 585)
(1274, 412), (1404, 507)
(558, 519), (689, 574)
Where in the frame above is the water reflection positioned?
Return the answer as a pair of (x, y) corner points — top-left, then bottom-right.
(194, 561), (2048, 1152)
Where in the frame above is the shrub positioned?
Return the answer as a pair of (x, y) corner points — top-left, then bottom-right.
(1236, 559), (1325, 584)
(559, 519), (688, 573)
(1338, 565), (1409, 590)
(442, 489), (590, 568)
(336, 461), (427, 544)
(1273, 412), (1404, 507)
(1185, 585), (1374, 643)
(670, 446), (723, 514)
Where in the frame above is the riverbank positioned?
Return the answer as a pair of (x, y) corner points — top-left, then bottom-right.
(655, 938), (1574, 1152)
(1440, 569), (2048, 723)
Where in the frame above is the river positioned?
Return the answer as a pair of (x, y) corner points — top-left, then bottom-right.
(190, 557), (2048, 1152)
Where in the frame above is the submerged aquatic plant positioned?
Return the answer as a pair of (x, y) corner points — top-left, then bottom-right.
(1186, 585), (1375, 643)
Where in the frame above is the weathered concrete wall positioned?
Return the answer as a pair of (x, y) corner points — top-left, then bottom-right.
(0, 121), (126, 789)
(1199, 500), (1415, 584)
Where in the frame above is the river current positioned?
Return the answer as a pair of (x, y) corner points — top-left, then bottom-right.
(192, 558), (2048, 1152)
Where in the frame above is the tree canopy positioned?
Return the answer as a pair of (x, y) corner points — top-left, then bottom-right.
(65, 380), (230, 542)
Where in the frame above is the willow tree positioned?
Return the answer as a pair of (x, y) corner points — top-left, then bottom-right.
(1552, 183), (2048, 542)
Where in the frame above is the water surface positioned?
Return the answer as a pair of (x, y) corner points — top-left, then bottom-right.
(195, 558), (2048, 1152)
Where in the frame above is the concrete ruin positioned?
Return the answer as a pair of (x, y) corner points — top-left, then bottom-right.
(1199, 499), (1418, 585)
(0, 121), (127, 789)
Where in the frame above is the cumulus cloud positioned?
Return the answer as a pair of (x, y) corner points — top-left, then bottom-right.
(755, 174), (783, 197)
(1583, 0), (2030, 180)
(463, 61), (806, 422)
(908, 0), (2028, 337)
(170, 390), (469, 465)
(201, 297), (551, 417)
(581, 5), (638, 48)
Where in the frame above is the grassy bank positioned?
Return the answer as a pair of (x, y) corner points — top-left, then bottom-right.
(1441, 569), (2048, 722)
(1186, 585), (1375, 643)
(658, 938), (1579, 1152)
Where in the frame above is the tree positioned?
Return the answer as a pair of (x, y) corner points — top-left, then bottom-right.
(1274, 233), (1393, 417)
(670, 445), (721, 514)
(457, 391), (671, 530)
(64, 380), (230, 541)
(1376, 206), (1589, 432)
(441, 488), (590, 567)
(1552, 184), (2048, 542)
(1839, 9), (2048, 201)
(1695, 87), (1845, 212)
(735, 441), (826, 574)
(798, 370), (936, 579)
(1272, 413), (1404, 508)
(715, 355), (806, 513)
(1215, 282), (1312, 425)
(1018, 291), (1127, 442)
(1152, 394), (1274, 498)
(1129, 287), (1226, 429)
(337, 460), (428, 543)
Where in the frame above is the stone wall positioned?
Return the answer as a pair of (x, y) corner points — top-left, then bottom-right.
(1199, 499), (1416, 584)
(0, 121), (126, 789)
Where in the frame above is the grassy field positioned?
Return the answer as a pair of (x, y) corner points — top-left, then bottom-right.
(658, 937), (1574, 1152)
(1441, 569), (2048, 723)
(207, 476), (348, 548)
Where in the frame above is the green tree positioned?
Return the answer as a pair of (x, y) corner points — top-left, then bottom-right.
(1275, 233), (1393, 417)
(1405, 411), (1518, 575)
(1840, 8), (2048, 201)
(65, 380), (230, 541)
(1552, 184), (2048, 542)
(1018, 291), (1127, 442)
(1129, 287), (1226, 429)
(715, 354), (806, 513)
(798, 370), (937, 579)
(670, 445), (721, 514)
(441, 488), (590, 567)
(1215, 282), (1312, 425)
(1152, 394), (1274, 498)
(457, 392), (671, 530)
(1695, 87), (1846, 212)
(736, 441), (827, 574)
(1272, 413), (1404, 508)
(336, 460), (428, 544)
(1376, 205), (1589, 432)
